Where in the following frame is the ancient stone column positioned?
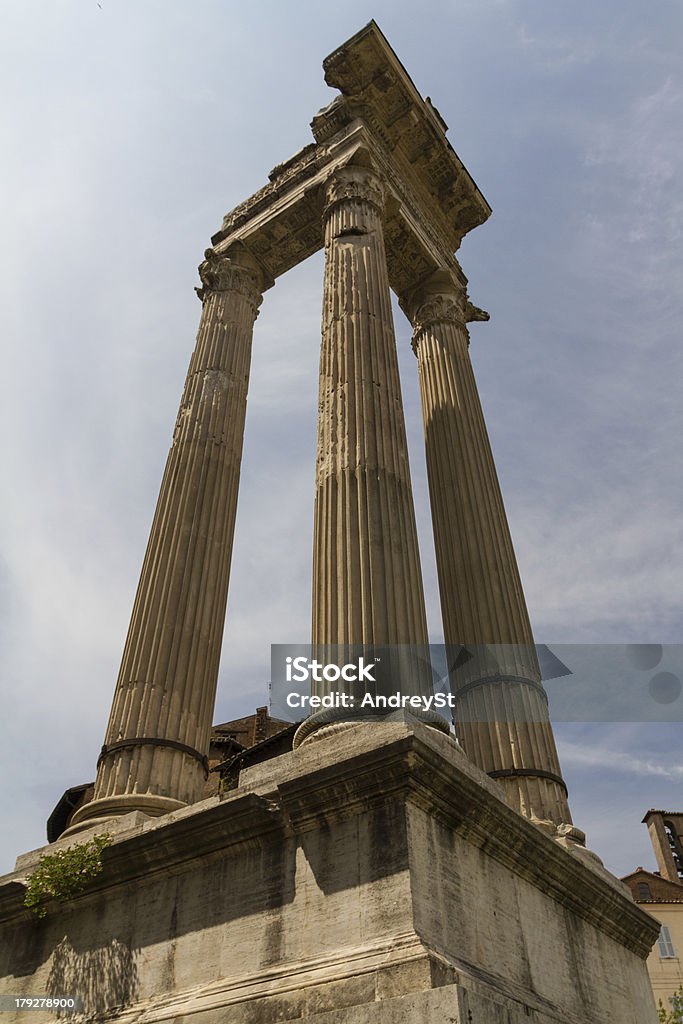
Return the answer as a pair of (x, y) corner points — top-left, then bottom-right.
(296, 165), (447, 745)
(67, 245), (268, 832)
(404, 269), (573, 828)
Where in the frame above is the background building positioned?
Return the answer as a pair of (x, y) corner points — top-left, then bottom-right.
(623, 811), (683, 1013)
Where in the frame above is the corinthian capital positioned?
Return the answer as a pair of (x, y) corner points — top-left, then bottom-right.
(404, 269), (465, 326)
(196, 247), (266, 311)
(404, 269), (489, 349)
(411, 293), (466, 334)
(323, 165), (385, 217)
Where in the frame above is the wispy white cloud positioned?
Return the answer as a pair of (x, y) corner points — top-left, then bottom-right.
(558, 738), (683, 780)
(514, 491), (683, 641)
(582, 75), (683, 293)
(516, 24), (599, 68)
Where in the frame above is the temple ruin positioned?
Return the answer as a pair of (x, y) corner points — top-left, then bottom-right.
(0, 22), (660, 1024)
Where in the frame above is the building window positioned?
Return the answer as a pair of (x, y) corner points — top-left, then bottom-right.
(657, 925), (676, 959)
(664, 820), (683, 880)
(638, 882), (652, 900)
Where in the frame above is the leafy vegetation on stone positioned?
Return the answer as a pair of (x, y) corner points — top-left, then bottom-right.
(659, 987), (683, 1024)
(23, 834), (112, 917)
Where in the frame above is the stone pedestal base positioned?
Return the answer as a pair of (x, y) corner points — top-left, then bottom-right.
(0, 724), (658, 1023)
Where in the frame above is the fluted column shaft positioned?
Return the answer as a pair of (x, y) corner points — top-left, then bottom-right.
(298, 165), (443, 744)
(69, 246), (266, 831)
(407, 271), (572, 826)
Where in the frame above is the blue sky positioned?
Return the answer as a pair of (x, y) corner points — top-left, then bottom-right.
(0, 0), (681, 878)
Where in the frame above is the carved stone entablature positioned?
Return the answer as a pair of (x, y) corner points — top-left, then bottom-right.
(316, 21), (491, 252)
(210, 139), (336, 281)
(210, 22), (491, 292)
(211, 128), (459, 300)
(323, 165), (384, 217)
(211, 143), (324, 249)
(312, 94), (486, 257)
(267, 143), (319, 185)
(195, 247), (266, 313)
(310, 96), (349, 144)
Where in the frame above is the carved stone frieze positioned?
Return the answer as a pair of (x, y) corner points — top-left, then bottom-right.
(213, 144), (322, 244)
